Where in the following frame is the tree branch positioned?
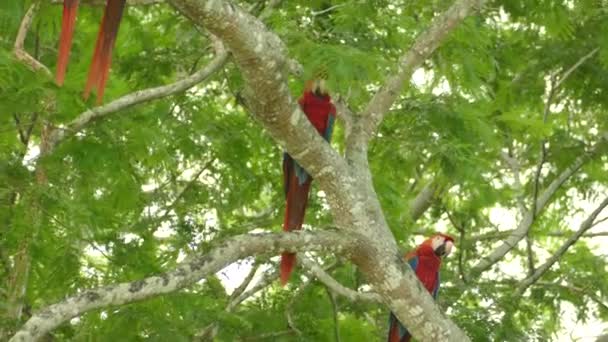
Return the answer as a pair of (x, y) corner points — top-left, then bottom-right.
(324, 285), (341, 342)
(469, 134), (608, 277)
(300, 256), (381, 303)
(46, 45), (229, 153)
(535, 281), (608, 313)
(515, 196), (608, 295)
(357, 0), (485, 141)
(168, 1), (470, 340)
(409, 180), (440, 222)
(194, 259), (260, 341)
(532, 47), (600, 218)
(14, 2), (51, 76)
(50, 0), (164, 5)
(10, 231), (358, 342)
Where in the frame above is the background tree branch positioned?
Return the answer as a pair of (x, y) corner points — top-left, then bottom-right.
(14, 2), (51, 75)
(10, 231), (358, 342)
(46, 44), (229, 153)
(470, 134), (608, 276)
(356, 0), (486, 142)
(516, 196), (608, 295)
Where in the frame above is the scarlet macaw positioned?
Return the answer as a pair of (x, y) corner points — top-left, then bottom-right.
(388, 233), (455, 342)
(280, 77), (336, 285)
(56, 0), (126, 104)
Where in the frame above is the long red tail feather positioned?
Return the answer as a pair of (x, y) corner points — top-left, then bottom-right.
(84, 0), (126, 104)
(56, 0), (79, 85)
(280, 157), (312, 286)
(280, 252), (296, 285)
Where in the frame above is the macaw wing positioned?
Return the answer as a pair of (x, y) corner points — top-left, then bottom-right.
(283, 153), (309, 190)
(432, 271), (440, 299)
(406, 254), (418, 271)
(323, 113), (336, 142)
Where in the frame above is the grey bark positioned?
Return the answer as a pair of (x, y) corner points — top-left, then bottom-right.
(10, 231), (357, 342)
(167, 0), (480, 340)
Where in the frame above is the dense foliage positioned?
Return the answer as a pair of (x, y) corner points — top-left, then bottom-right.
(1, 0), (607, 341)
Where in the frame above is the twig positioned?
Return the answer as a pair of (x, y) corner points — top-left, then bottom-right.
(14, 2), (51, 75)
(531, 48), (600, 219)
(311, 3), (346, 16)
(300, 256), (381, 303)
(535, 281), (608, 313)
(553, 48), (600, 90)
(324, 285), (341, 342)
(194, 260), (261, 341)
(516, 196), (608, 295)
(46, 45), (229, 153)
(228, 261), (259, 307)
(50, 0), (164, 5)
(469, 133), (608, 276)
(13, 113), (39, 147)
(241, 329), (294, 341)
(444, 207), (467, 283)
(500, 150), (526, 213)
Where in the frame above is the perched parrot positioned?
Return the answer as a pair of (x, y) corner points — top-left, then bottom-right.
(387, 233), (455, 342)
(280, 76), (337, 286)
(56, 0), (126, 104)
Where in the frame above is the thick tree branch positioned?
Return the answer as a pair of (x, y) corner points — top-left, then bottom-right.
(10, 231), (358, 342)
(516, 196), (608, 295)
(168, 0), (353, 204)
(46, 46), (229, 153)
(357, 0), (485, 141)
(469, 134), (608, 277)
(168, 1), (470, 340)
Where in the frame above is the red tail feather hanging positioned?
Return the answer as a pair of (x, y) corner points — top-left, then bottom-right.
(56, 0), (79, 85)
(280, 156), (312, 286)
(84, 0), (126, 104)
(280, 252), (297, 285)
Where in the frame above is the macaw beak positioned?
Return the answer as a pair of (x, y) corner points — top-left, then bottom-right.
(435, 240), (454, 257)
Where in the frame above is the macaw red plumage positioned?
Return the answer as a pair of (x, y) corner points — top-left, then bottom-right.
(280, 79), (337, 286)
(56, 0), (126, 104)
(388, 233), (455, 342)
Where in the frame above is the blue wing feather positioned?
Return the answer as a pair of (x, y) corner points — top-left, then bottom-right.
(294, 162), (309, 185)
(323, 114), (335, 142)
(432, 271), (440, 299)
(407, 256), (418, 272)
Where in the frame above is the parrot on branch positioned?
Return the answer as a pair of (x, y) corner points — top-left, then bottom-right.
(388, 233), (455, 342)
(280, 72), (336, 286)
(56, 0), (126, 104)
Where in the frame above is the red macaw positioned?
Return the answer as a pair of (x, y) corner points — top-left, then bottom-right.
(56, 0), (126, 104)
(280, 78), (336, 286)
(388, 233), (455, 342)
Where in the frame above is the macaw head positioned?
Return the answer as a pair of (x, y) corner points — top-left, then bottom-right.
(430, 233), (454, 257)
(304, 79), (328, 96)
(304, 66), (330, 96)
(417, 233), (455, 258)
